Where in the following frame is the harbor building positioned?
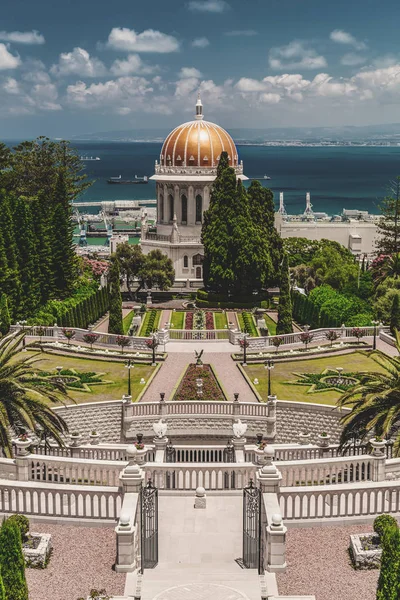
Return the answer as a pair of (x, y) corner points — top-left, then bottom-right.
(140, 95), (248, 286)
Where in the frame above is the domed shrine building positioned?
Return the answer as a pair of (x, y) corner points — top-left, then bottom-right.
(141, 95), (248, 285)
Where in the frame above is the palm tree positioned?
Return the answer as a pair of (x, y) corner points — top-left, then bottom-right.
(337, 332), (400, 454)
(0, 331), (70, 456)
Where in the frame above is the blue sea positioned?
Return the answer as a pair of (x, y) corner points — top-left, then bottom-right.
(70, 142), (400, 215)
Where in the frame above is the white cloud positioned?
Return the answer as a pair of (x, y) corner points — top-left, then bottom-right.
(106, 28), (179, 53)
(66, 76), (154, 112)
(175, 77), (199, 98)
(187, 0), (229, 12)
(31, 83), (61, 110)
(373, 55), (399, 68)
(236, 78), (267, 92)
(330, 29), (367, 51)
(0, 30), (45, 45)
(179, 67), (203, 79)
(51, 47), (106, 78)
(0, 44), (21, 70)
(192, 37), (210, 48)
(224, 30), (258, 36)
(260, 92), (280, 104)
(3, 77), (20, 94)
(269, 41), (327, 71)
(110, 54), (157, 75)
(340, 52), (366, 66)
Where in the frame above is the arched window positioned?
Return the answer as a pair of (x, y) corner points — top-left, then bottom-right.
(168, 194), (174, 222)
(159, 193), (164, 222)
(181, 195), (187, 224)
(195, 194), (202, 224)
(183, 255), (188, 268)
(192, 254), (203, 266)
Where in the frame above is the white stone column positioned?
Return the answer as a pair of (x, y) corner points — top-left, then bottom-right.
(203, 185), (210, 213)
(119, 446), (145, 494)
(256, 447), (282, 494)
(163, 185), (168, 224)
(188, 185), (195, 225)
(174, 185), (180, 223)
(115, 492), (140, 573)
(266, 513), (287, 573)
(153, 436), (168, 463)
(370, 439), (387, 482)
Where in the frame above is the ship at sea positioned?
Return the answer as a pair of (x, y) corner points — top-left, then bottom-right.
(80, 156), (101, 161)
(107, 175), (149, 185)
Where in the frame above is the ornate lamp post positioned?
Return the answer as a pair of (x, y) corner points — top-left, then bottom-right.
(20, 320), (27, 350)
(240, 333), (249, 366)
(372, 320), (379, 351)
(264, 359), (275, 396)
(125, 359), (134, 399)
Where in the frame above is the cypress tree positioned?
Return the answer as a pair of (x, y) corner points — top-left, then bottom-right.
(12, 197), (41, 317)
(52, 169), (77, 298)
(377, 525), (400, 600)
(276, 253), (293, 335)
(31, 195), (55, 304)
(0, 193), (21, 318)
(0, 518), (28, 600)
(376, 176), (400, 277)
(108, 259), (123, 334)
(390, 294), (400, 336)
(0, 294), (11, 335)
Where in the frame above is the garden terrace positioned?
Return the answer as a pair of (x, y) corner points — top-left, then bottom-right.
(171, 364), (227, 401)
(138, 309), (162, 336)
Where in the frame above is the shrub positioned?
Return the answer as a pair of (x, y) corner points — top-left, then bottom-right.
(377, 523), (400, 599)
(0, 518), (28, 600)
(7, 515), (29, 543)
(374, 514), (398, 539)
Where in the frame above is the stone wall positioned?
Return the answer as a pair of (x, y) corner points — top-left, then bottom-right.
(54, 401), (123, 443)
(275, 400), (345, 444)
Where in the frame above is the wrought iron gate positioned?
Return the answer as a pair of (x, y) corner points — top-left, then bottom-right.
(141, 480), (158, 571)
(243, 480), (262, 571)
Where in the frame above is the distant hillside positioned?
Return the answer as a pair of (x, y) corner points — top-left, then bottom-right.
(72, 123), (400, 145)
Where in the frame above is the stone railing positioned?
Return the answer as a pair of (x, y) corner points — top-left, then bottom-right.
(28, 443), (156, 463)
(379, 329), (396, 347)
(0, 479), (121, 520)
(168, 329), (230, 340)
(168, 445), (235, 463)
(28, 454), (123, 486)
(279, 479), (400, 521)
(277, 455), (374, 487)
(145, 462), (256, 491)
(128, 400), (268, 418)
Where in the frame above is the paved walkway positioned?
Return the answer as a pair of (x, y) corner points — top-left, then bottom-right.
(141, 351), (256, 402)
(159, 310), (171, 330)
(135, 496), (273, 600)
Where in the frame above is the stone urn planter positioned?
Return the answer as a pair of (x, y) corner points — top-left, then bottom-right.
(370, 438), (387, 456)
(89, 432), (100, 445)
(298, 433), (311, 446)
(317, 433), (331, 448)
(134, 445), (148, 466)
(254, 446), (269, 465)
(69, 433), (82, 447)
(14, 437), (33, 456)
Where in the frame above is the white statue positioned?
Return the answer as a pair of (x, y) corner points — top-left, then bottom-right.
(232, 419), (247, 439)
(153, 419), (168, 439)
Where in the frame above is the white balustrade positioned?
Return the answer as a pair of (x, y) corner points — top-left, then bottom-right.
(129, 401), (268, 418)
(168, 329), (229, 340)
(146, 463), (256, 491)
(279, 479), (400, 520)
(0, 479), (121, 519)
(28, 455), (123, 486)
(278, 455), (373, 487)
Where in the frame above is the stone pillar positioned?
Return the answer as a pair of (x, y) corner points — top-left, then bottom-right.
(203, 185), (210, 213)
(119, 446), (145, 494)
(370, 440), (387, 482)
(194, 486), (206, 509)
(163, 185), (168, 224)
(14, 445), (31, 481)
(266, 395), (277, 442)
(188, 185), (195, 226)
(174, 185), (181, 224)
(266, 513), (287, 573)
(232, 437), (246, 463)
(256, 447), (282, 494)
(115, 505), (138, 573)
(153, 436), (168, 463)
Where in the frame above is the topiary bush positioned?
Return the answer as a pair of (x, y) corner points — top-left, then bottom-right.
(0, 518), (28, 600)
(7, 515), (29, 543)
(374, 514), (398, 539)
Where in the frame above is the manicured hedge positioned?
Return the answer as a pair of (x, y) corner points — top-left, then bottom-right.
(140, 309), (161, 337)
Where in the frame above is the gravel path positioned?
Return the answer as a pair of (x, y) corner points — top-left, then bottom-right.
(140, 352), (257, 402)
(276, 524), (378, 600)
(26, 524), (125, 600)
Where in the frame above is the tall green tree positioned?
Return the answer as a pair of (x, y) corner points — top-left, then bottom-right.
(276, 253), (293, 334)
(52, 169), (77, 298)
(376, 177), (400, 278)
(115, 242), (146, 298)
(12, 197), (40, 317)
(377, 524), (400, 600)
(0, 193), (21, 317)
(0, 294), (11, 336)
(138, 249), (175, 292)
(0, 518), (28, 600)
(390, 294), (400, 336)
(108, 259), (123, 335)
(31, 194), (55, 304)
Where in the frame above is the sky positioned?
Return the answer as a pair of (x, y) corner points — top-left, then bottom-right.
(1, 0), (400, 137)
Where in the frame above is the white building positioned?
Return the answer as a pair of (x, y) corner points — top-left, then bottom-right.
(141, 95), (247, 286)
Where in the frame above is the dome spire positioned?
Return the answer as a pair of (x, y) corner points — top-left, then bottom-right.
(195, 92), (204, 120)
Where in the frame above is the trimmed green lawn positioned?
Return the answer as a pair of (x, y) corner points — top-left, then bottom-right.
(122, 310), (134, 334)
(214, 312), (228, 329)
(24, 350), (155, 405)
(171, 311), (185, 329)
(264, 314), (277, 336)
(244, 351), (387, 405)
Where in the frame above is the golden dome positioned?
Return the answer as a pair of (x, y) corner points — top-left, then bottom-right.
(160, 95), (238, 169)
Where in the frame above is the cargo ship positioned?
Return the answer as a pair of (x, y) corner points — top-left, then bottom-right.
(107, 175), (148, 185)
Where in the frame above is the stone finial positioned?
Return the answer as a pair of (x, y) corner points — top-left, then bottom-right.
(194, 486), (206, 509)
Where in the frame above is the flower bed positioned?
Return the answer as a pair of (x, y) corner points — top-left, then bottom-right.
(185, 312), (194, 329)
(38, 342), (167, 361)
(205, 312), (214, 330)
(173, 364), (227, 401)
(193, 310), (205, 329)
(232, 342), (369, 361)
